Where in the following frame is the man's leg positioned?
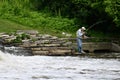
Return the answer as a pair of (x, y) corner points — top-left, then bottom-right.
(77, 38), (82, 53)
(77, 38), (86, 54)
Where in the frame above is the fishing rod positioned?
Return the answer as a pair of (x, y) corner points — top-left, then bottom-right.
(86, 20), (106, 32)
(83, 20), (106, 38)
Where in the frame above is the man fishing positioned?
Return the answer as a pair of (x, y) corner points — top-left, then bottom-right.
(76, 27), (87, 54)
(76, 20), (105, 54)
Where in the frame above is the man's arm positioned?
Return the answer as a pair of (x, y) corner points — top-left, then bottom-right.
(82, 32), (89, 39)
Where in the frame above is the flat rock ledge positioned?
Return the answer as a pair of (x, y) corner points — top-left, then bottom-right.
(0, 30), (120, 57)
(0, 30), (75, 56)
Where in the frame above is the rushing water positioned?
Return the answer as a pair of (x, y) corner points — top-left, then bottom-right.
(0, 51), (120, 80)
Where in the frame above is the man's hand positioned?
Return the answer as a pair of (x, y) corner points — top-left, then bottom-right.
(84, 35), (89, 39)
(82, 32), (86, 35)
(82, 35), (89, 39)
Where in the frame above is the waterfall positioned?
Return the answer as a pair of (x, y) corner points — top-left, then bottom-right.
(0, 46), (32, 56)
(0, 50), (16, 62)
(0, 50), (7, 60)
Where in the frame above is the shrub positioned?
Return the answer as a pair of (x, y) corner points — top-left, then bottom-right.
(12, 35), (22, 43)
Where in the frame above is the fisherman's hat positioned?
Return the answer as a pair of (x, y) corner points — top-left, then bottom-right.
(81, 27), (86, 30)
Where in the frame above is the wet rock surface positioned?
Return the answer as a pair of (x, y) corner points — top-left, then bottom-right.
(0, 30), (120, 57)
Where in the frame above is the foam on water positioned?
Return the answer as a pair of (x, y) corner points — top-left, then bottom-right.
(0, 51), (120, 80)
(0, 50), (15, 61)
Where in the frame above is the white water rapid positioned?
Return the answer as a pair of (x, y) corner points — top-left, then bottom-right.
(0, 50), (120, 80)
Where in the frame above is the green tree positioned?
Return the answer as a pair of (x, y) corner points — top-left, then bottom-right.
(104, 0), (120, 27)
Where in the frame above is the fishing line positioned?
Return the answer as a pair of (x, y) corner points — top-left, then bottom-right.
(86, 20), (106, 31)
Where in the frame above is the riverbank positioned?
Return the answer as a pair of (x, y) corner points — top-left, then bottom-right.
(0, 30), (120, 58)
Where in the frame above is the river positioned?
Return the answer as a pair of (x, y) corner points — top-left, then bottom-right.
(0, 51), (120, 80)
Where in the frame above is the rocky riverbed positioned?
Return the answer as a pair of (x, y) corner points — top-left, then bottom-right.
(0, 30), (74, 56)
(0, 30), (120, 58)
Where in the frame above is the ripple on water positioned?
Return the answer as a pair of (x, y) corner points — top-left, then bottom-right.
(0, 51), (120, 80)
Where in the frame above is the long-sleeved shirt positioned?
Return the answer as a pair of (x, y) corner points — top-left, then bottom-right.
(76, 29), (83, 38)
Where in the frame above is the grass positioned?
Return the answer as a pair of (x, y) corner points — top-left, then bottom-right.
(1, 18), (115, 38)
(0, 18), (107, 38)
(0, 18), (76, 38)
(0, 18), (33, 33)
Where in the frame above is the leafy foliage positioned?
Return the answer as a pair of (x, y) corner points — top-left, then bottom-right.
(12, 33), (30, 43)
(0, 0), (120, 37)
(12, 35), (22, 43)
(104, 0), (120, 27)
